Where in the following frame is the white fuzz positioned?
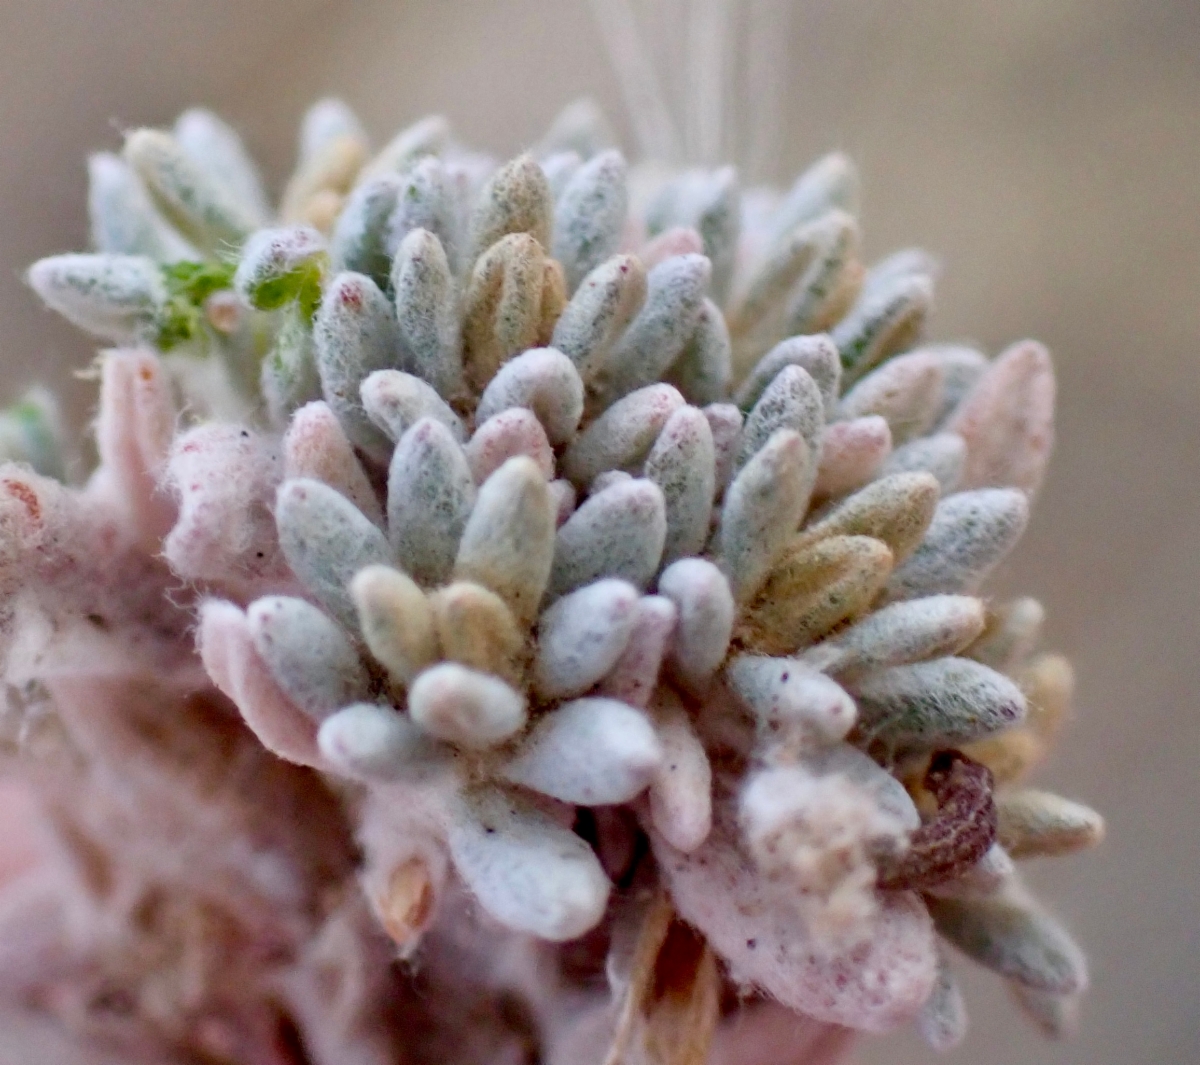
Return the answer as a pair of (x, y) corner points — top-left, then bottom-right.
(247, 596), (370, 719)
(275, 477), (391, 630)
(361, 368), (465, 443)
(735, 333), (841, 418)
(387, 418), (476, 586)
(739, 762), (912, 944)
(647, 690), (712, 852)
(454, 455), (556, 624)
(13, 87), (1095, 1062)
(726, 656), (856, 747)
(551, 253), (647, 379)
(885, 488), (1029, 601)
(658, 558), (734, 691)
(500, 696), (662, 804)
(534, 579), (640, 699)
(548, 477), (667, 598)
(644, 405), (717, 563)
(318, 702), (446, 783)
(447, 785), (610, 941)
(848, 656), (1027, 749)
(736, 364), (825, 470)
(408, 662), (528, 748)
(594, 594), (677, 708)
(562, 382), (684, 486)
(313, 271), (403, 462)
(599, 254), (711, 402)
(476, 346), (584, 446)
(717, 429), (812, 602)
(26, 254), (166, 342)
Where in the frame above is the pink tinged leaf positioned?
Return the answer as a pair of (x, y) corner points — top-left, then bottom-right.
(283, 401), (383, 526)
(651, 813), (937, 1032)
(475, 346), (585, 446)
(94, 349), (177, 546)
(812, 416), (892, 501)
(641, 226), (705, 270)
(647, 691), (712, 853)
(549, 478), (577, 527)
(197, 598), (322, 768)
(702, 402), (744, 495)
(595, 594), (677, 708)
(947, 339), (1055, 498)
(465, 408), (555, 485)
(837, 349), (946, 445)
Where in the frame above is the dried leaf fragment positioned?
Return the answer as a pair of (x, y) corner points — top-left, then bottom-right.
(377, 857), (436, 951)
(878, 749), (997, 891)
(604, 894), (721, 1065)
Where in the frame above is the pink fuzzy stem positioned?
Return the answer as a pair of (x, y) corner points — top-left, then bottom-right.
(92, 350), (177, 547)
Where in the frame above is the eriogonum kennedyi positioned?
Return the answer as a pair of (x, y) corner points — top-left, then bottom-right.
(2, 95), (1103, 1065)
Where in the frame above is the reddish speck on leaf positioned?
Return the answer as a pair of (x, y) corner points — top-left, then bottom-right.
(337, 281), (364, 309)
(3, 479), (41, 524)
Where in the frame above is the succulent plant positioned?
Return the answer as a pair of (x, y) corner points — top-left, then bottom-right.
(0, 89), (1103, 1065)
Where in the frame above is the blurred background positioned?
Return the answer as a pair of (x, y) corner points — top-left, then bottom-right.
(0, 0), (1196, 1062)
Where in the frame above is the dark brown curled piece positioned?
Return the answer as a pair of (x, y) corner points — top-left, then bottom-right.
(877, 749), (997, 891)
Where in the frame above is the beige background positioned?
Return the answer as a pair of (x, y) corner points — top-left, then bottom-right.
(0, 1), (1196, 1062)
